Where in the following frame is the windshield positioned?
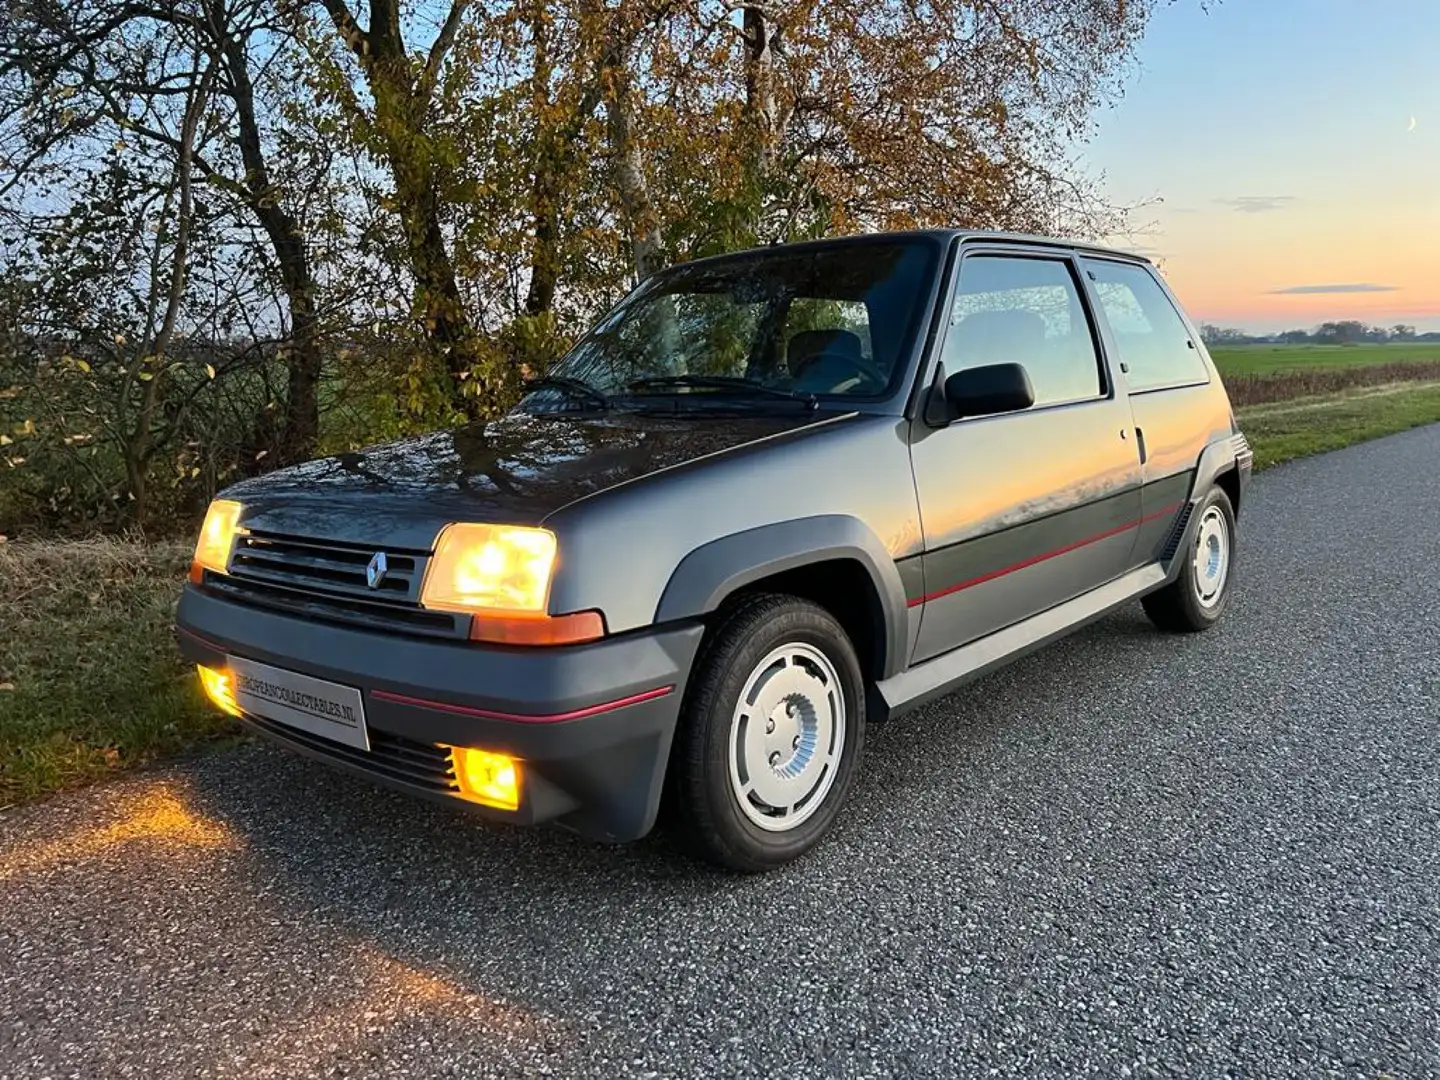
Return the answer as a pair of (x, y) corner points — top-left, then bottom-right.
(521, 238), (939, 410)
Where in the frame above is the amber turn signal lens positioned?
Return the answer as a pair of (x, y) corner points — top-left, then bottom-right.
(467, 610), (606, 646)
(449, 747), (521, 811)
(197, 665), (241, 717)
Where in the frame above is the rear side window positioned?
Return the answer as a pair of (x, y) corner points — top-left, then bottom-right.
(943, 255), (1103, 408)
(1084, 260), (1209, 392)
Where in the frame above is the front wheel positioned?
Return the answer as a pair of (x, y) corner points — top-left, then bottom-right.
(670, 594), (866, 872)
(1143, 485), (1237, 632)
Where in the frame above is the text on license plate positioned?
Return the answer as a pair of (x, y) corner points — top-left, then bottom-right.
(228, 655), (370, 751)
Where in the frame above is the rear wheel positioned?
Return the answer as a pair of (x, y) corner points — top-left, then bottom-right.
(671, 594), (865, 872)
(1143, 485), (1236, 632)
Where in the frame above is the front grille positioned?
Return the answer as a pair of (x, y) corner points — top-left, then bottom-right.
(245, 713), (461, 794)
(215, 529), (464, 639)
(231, 530), (426, 602)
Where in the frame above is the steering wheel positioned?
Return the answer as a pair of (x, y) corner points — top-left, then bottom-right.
(791, 350), (888, 394)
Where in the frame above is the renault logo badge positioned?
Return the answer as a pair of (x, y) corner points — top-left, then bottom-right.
(365, 551), (389, 589)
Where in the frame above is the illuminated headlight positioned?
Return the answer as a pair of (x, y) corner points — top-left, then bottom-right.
(190, 499), (243, 583)
(421, 523), (557, 615)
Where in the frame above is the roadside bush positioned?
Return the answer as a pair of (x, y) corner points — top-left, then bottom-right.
(0, 340), (292, 538)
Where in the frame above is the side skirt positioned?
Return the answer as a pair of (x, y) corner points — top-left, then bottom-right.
(874, 560), (1171, 721)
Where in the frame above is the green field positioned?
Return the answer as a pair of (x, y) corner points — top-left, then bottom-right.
(1209, 341), (1440, 377)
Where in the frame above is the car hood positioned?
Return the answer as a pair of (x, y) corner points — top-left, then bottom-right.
(223, 408), (852, 549)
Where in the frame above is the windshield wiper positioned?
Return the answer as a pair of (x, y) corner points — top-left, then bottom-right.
(521, 374), (609, 410)
(625, 374), (817, 407)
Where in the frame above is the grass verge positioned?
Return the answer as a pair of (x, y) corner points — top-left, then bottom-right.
(4, 381), (1440, 808)
(0, 540), (231, 806)
(1238, 381), (1440, 470)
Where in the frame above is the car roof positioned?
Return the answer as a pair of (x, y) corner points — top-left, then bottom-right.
(673, 228), (1153, 270)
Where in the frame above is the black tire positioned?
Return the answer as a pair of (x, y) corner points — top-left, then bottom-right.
(1142, 485), (1237, 633)
(669, 593), (866, 872)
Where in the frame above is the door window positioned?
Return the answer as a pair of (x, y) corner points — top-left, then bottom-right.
(1084, 259), (1209, 391)
(943, 256), (1104, 407)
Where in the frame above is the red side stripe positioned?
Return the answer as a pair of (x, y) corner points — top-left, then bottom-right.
(369, 685), (675, 724)
(908, 502), (1183, 607)
(177, 625), (228, 655)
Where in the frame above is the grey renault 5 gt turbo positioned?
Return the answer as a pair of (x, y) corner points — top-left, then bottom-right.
(176, 230), (1251, 872)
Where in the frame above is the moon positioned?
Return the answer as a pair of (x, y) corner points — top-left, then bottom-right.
(1408, 116), (1418, 132)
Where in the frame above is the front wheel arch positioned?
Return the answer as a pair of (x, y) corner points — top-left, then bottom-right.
(655, 516), (910, 680)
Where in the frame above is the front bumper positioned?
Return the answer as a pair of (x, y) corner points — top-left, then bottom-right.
(176, 585), (704, 841)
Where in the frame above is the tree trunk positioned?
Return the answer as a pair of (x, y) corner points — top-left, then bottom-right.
(125, 64), (208, 526)
(393, 153), (479, 390)
(603, 37), (661, 281)
(524, 0), (560, 317)
(525, 168), (561, 316)
(742, 6), (778, 178)
(362, 0), (487, 413)
(214, 11), (324, 461)
(276, 238), (322, 464)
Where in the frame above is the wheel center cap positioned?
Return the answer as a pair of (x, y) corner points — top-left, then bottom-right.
(765, 694), (812, 772)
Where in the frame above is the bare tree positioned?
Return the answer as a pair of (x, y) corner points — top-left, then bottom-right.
(1, 0), (327, 464)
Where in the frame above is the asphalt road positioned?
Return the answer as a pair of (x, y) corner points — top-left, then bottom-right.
(3, 425), (1439, 1080)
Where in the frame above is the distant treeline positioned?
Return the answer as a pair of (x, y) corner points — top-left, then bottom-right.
(1200, 321), (1440, 346)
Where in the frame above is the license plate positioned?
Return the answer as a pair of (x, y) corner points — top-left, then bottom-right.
(228, 656), (370, 751)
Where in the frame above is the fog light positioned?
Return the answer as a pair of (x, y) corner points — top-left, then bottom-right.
(197, 664), (241, 717)
(449, 747), (521, 811)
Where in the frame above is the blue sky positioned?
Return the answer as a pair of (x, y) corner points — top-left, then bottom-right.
(1083, 0), (1440, 331)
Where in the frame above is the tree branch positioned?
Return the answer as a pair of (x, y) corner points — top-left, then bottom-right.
(419, 0), (470, 103)
(319, 0), (369, 58)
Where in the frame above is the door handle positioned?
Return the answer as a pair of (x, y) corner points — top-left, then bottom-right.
(1135, 426), (1148, 465)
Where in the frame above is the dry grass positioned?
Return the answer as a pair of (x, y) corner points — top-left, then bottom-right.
(0, 538), (232, 804)
(1223, 360), (1440, 408)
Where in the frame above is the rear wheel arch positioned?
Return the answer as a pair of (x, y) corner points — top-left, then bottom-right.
(1215, 464), (1242, 518)
(655, 516), (909, 681)
(1191, 434), (1245, 516)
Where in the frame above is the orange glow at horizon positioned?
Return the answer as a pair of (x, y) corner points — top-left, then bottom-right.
(1142, 202), (1440, 331)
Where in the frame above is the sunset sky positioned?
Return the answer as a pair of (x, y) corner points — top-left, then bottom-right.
(1085, 0), (1440, 332)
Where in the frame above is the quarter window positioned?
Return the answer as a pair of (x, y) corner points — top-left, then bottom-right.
(1084, 260), (1209, 392)
(943, 256), (1103, 408)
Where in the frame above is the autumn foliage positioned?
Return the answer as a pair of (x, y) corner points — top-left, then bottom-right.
(0, 0), (1161, 533)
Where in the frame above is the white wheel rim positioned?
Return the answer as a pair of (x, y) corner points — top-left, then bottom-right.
(726, 642), (846, 832)
(1192, 505), (1230, 609)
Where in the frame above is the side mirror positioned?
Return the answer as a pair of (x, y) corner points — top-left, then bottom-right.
(943, 362), (1035, 420)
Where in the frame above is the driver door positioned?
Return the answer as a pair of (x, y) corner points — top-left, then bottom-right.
(909, 249), (1143, 663)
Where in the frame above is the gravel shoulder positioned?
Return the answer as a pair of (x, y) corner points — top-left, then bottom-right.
(2, 424), (1439, 1079)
